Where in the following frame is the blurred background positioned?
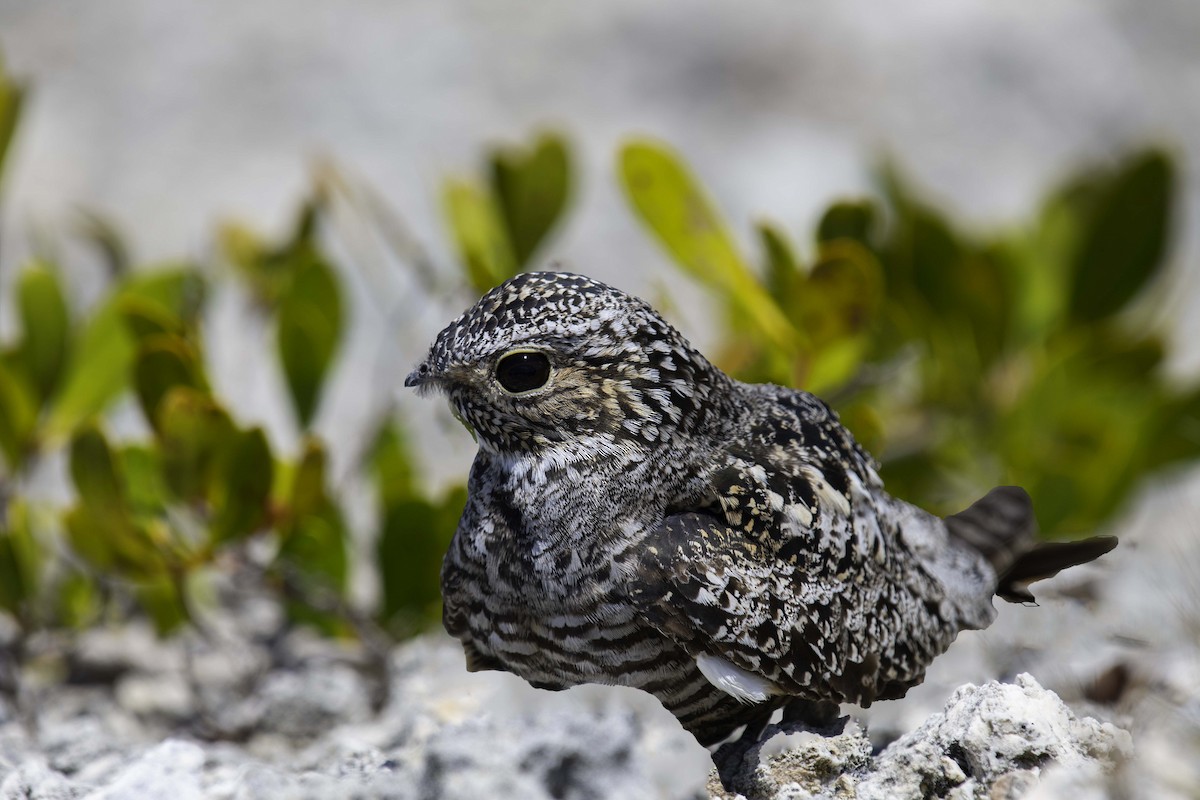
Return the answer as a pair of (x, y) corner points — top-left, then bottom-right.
(1, 1), (1199, 796)
(2, 0), (1198, 486)
(3, 0), (1199, 268)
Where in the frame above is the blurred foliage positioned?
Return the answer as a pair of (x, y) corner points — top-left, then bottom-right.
(620, 139), (1191, 535)
(443, 131), (572, 293)
(0, 57), (357, 636)
(0, 53), (24, 189)
(0, 52), (1196, 654)
(221, 199), (344, 429)
(371, 422), (466, 635)
(0, 211), (353, 635)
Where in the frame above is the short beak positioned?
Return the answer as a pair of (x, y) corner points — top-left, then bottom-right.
(406, 356), (452, 392)
(404, 364), (427, 388)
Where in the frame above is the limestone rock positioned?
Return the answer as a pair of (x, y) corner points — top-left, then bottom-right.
(714, 674), (1130, 800)
(857, 673), (1131, 800)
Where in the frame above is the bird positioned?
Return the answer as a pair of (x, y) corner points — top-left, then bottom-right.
(405, 270), (1117, 748)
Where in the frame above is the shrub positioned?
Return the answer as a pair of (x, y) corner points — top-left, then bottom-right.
(0, 56), (1194, 657)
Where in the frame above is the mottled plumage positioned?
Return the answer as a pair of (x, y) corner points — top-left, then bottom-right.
(406, 271), (1115, 746)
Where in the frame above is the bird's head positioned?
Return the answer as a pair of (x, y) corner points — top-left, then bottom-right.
(406, 271), (733, 456)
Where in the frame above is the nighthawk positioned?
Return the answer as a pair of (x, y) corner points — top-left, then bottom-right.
(405, 271), (1116, 747)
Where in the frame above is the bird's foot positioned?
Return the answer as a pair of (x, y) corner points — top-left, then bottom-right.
(711, 701), (851, 796)
(779, 697), (845, 734)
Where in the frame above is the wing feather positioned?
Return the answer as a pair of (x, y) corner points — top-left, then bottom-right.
(632, 468), (961, 707)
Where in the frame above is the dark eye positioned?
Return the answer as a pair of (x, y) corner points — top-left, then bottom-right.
(495, 350), (552, 394)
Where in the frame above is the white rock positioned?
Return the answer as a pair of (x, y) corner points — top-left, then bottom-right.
(0, 627), (1140, 800)
(714, 717), (872, 799)
(253, 663), (373, 739)
(856, 674), (1131, 800)
(114, 673), (193, 720)
(0, 759), (85, 800)
(85, 740), (206, 800)
(714, 674), (1130, 800)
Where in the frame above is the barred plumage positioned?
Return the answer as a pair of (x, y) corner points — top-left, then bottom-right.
(406, 271), (1115, 746)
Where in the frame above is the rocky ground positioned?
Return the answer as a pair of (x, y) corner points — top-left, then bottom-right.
(710, 675), (1128, 800)
(0, 620), (1134, 800)
(2, 472), (1198, 799)
(0, 625), (1134, 800)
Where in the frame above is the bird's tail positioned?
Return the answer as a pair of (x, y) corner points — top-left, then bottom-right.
(945, 486), (1117, 603)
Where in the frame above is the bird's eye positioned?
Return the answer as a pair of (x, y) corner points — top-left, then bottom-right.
(495, 350), (552, 394)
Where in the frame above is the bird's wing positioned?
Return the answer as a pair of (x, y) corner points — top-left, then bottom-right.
(630, 462), (956, 707)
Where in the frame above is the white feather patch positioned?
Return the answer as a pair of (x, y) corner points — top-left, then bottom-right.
(696, 654), (778, 704)
(801, 465), (851, 516)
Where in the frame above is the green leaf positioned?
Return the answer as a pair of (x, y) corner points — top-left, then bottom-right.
(798, 242), (883, 342)
(1143, 386), (1200, 470)
(120, 296), (185, 343)
(224, 199), (324, 308)
(63, 507), (117, 574)
(1147, 391), (1200, 465)
(443, 178), (516, 293)
(879, 170), (1013, 367)
(377, 501), (437, 630)
(276, 441), (349, 634)
(756, 221), (802, 305)
(225, 199), (338, 429)
(134, 335), (206, 430)
(816, 200), (878, 247)
(46, 300), (134, 437)
(878, 163), (976, 321)
(1002, 194), (1077, 345)
(118, 444), (170, 520)
(157, 387), (235, 502)
(794, 241), (883, 391)
(892, 205), (964, 314)
(63, 507), (168, 582)
(1068, 149), (1174, 323)
(368, 421), (416, 507)
(289, 438), (329, 520)
(0, 500), (41, 619)
(0, 358), (38, 469)
(66, 427), (168, 579)
(69, 426), (128, 520)
(279, 520), (351, 636)
(277, 258), (343, 428)
(221, 222), (280, 305)
(618, 140), (797, 354)
(376, 499), (438, 627)
(997, 344), (1159, 535)
(15, 263), (70, 404)
(1085, 334), (1165, 380)
(134, 574), (189, 635)
(279, 513), (348, 594)
(122, 267), (207, 330)
(490, 132), (572, 268)
(55, 570), (100, 629)
(875, 432), (982, 519)
(47, 268), (206, 438)
(952, 249), (1012, 367)
(377, 486), (466, 633)
(278, 439), (347, 603)
(0, 54), (26, 187)
(210, 427), (274, 542)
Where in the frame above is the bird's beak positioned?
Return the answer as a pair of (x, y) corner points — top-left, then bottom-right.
(406, 358), (450, 394)
(404, 360), (431, 389)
